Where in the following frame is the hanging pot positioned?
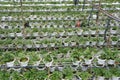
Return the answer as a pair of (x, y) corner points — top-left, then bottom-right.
(44, 57), (53, 67)
(6, 58), (16, 67)
(111, 41), (117, 46)
(33, 32), (39, 37)
(9, 33), (15, 38)
(47, 25), (50, 28)
(47, 17), (51, 20)
(54, 25), (57, 28)
(19, 57), (29, 67)
(90, 30), (96, 35)
(85, 41), (90, 46)
(98, 41), (104, 46)
(50, 66), (56, 72)
(112, 76), (120, 80)
(93, 15), (97, 19)
(107, 59), (115, 65)
(67, 32), (74, 36)
(16, 33), (23, 37)
(72, 61), (80, 71)
(34, 44), (40, 48)
(110, 30), (117, 35)
(26, 44), (32, 49)
(97, 76), (105, 80)
(63, 42), (69, 47)
(57, 65), (64, 71)
(43, 32), (48, 37)
(83, 31), (89, 36)
(96, 57), (106, 67)
(91, 42), (96, 46)
(42, 43), (48, 48)
(12, 67), (21, 72)
(70, 41), (76, 46)
(99, 30), (105, 35)
(72, 61), (81, 66)
(77, 30), (83, 36)
(33, 57), (42, 66)
(59, 25), (63, 28)
(51, 32), (57, 36)
(50, 43), (55, 47)
(58, 17), (61, 20)
(84, 58), (93, 66)
(59, 32), (64, 37)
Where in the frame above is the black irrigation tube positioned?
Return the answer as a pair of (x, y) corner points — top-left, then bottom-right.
(0, 63), (120, 70)
(104, 17), (111, 42)
(0, 42), (119, 51)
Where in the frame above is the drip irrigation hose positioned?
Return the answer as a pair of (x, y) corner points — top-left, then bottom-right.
(87, 5), (94, 26)
(104, 17), (111, 42)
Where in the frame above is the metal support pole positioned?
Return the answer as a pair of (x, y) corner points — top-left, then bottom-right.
(82, 0), (85, 11)
(104, 17), (111, 42)
(87, 5), (94, 26)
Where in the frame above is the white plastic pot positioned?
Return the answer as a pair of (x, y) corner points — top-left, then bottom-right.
(50, 43), (55, 47)
(26, 44), (32, 48)
(91, 42), (96, 46)
(84, 58), (93, 65)
(34, 44), (40, 48)
(63, 42), (69, 47)
(90, 30), (96, 35)
(6, 59), (16, 67)
(43, 32), (48, 37)
(98, 41), (104, 46)
(44, 57), (53, 67)
(96, 57), (106, 67)
(71, 41), (76, 46)
(59, 32), (64, 36)
(83, 31), (89, 35)
(107, 59), (115, 65)
(16, 33), (23, 37)
(59, 25), (63, 28)
(72, 61), (80, 66)
(47, 25), (50, 28)
(45, 61), (53, 67)
(54, 25), (57, 28)
(67, 32), (74, 36)
(33, 32), (39, 37)
(51, 32), (57, 36)
(111, 41), (117, 45)
(112, 76), (120, 80)
(50, 66), (56, 72)
(12, 67), (21, 72)
(97, 76), (105, 80)
(85, 41), (90, 46)
(9, 33), (15, 37)
(42, 44), (48, 48)
(19, 57), (29, 67)
(77, 31), (82, 35)
(57, 66), (64, 71)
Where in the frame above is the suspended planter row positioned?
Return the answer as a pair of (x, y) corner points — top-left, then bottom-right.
(0, 56), (120, 71)
(0, 29), (118, 39)
(0, 7), (118, 12)
(1, 15), (114, 21)
(0, 41), (119, 50)
(1, 1), (119, 6)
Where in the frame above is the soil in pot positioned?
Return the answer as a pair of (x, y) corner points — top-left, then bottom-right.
(20, 57), (28, 62)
